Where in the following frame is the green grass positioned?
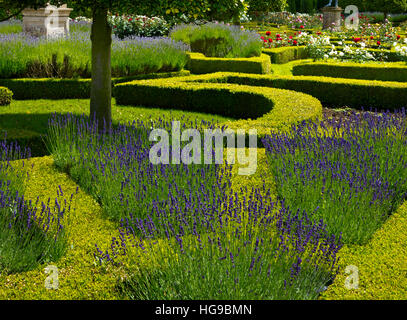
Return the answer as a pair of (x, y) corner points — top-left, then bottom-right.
(269, 59), (313, 76)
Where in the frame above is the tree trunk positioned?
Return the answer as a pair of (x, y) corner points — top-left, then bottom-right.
(90, 7), (112, 131)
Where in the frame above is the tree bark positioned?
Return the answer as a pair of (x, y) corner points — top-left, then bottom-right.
(90, 7), (112, 131)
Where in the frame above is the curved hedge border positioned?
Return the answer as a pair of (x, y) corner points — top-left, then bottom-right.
(0, 71), (191, 100)
(321, 200), (407, 300)
(113, 72), (322, 137)
(262, 45), (404, 64)
(292, 61), (407, 82)
(0, 86), (13, 106)
(219, 73), (407, 109)
(0, 157), (121, 299)
(186, 52), (272, 74)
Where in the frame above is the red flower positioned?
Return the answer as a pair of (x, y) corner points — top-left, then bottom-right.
(266, 31), (271, 36)
(377, 40), (381, 45)
(353, 37), (361, 43)
(316, 31), (321, 35)
(260, 36), (265, 40)
(294, 32), (297, 36)
(300, 25), (304, 29)
(263, 39), (267, 43)
(289, 36), (293, 39)
(397, 35), (401, 40)
(293, 40), (298, 45)
(128, 18), (133, 22)
(268, 38), (273, 43)
(370, 36), (374, 40)
(298, 31), (302, 35)
(276, 34), (280, 38)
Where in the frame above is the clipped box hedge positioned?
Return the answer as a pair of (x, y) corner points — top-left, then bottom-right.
(292, 61), (407, 82)
(186, 52), (272, 74)
(320, 199), (407, 300)
(262, 46), (308, 64)
(0, 71), (191, 100)
(113, 72), (322, 137)
(0, 86), (13, 106)
(219, 73), (407, 109)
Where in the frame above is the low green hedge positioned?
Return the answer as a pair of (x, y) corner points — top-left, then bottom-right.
(0, 71), (191, 100)
(0, 128), (45, 158)
(292, 61), (407, 82)
(0, 156), (121, 299)
(0, 79), (91, 100)
(218, 73), (407, 109)
(186, 52), (272, 74)
(262, 46), (308, 64)
(320, 199), (407, 300)
(0, 86), (13, 106)
(262, 46), (404, 64)
(114, 72), (322, 137)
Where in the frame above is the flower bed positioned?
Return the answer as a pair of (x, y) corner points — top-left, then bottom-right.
(0, 33), (189, 79)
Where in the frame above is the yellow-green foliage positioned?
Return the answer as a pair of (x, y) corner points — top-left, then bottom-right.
(0, 71), (191, 100)
(262, 46), (308, 64)
(0, 86), (12, 106)
(186, 52), (272, 74)
(293, 61), (407, 82)
(113, 72), (322, 137)
(0, 157), (121, 299)
(321, 200), (407, 300)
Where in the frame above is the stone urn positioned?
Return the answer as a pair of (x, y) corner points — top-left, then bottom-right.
(322, 6), (342, 31)
(22, 4), (73, 38)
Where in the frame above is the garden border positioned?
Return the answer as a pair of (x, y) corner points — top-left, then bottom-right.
(292, 61), (407, 82)
(186, 52), (272, 74)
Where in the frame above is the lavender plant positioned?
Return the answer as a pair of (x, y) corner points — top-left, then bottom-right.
(0, 32), (189, 78)
(45, 113), (230, 225)
(170, 22), (262, 58)
(95, 188), (342, 300)
(263, 110), (407, 244)
(0, 140), (71, 274)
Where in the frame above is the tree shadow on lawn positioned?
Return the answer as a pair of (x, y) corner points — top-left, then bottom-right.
(0, 112), (153, 158)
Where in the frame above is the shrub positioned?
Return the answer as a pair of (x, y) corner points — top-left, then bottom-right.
(98, 196), (342, 300)
(263, 110), (407, 244)
(205, 0), (249, 23)
(222, 73), (407, 109)
(108, 15), (170, 39)
(113, 72), (322, 137)
(0, 140), (71, 274)
(0, 71), (190, 100)
(248, 0), (288, 14)
(0, 33), (189, 79)
(46, 114), (229, 224)
(263, 46), (308, 64)
(186, 52), (272, 74)
(0, 86), (12, 105)
(170, 23), (262, 58)
(292, 61), (407, 82)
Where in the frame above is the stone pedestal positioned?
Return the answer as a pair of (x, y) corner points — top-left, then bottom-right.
(22, 4), (73, 38)
(322, 6), (342, 31)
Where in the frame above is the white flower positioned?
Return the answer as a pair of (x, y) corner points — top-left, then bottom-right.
(339, 52), (344, 57)
(324, 54), (329, 59)
(338, 41), (343, 45)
